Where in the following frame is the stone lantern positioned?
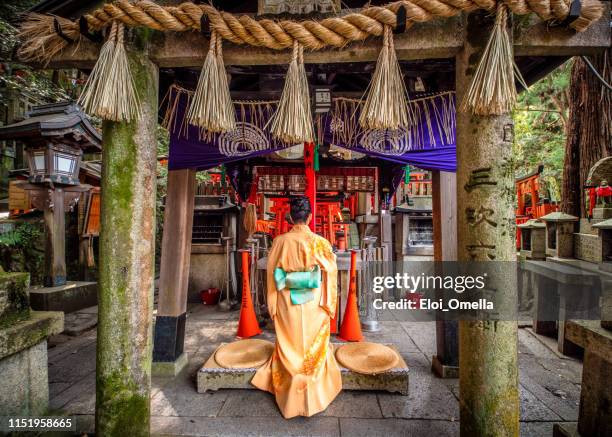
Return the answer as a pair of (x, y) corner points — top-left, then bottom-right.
(26, 143), (82, 186)
(0, 102), (101, 287)
(540, 212), (579, 259)
(518, 219), (546, 260)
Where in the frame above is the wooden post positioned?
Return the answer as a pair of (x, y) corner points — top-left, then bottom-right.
(304, 142), (316, 231)
(96, 30), (158, 437)
(153, 169), (196, 374)
(44, 188), (66, 287)
(456, 12), (519, 437)
(432, 171), (459, 378)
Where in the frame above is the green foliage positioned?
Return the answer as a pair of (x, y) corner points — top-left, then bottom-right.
(1, 2), (71, 104)
(0, 221), (41, 248)
(513, 62), (570, 201)
(0, 220), (45, 285)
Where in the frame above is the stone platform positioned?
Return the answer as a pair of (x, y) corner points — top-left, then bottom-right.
(197, 343), (409, 395)
(29, 281), (98, 313)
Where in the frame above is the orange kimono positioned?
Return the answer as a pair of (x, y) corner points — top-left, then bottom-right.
(251, 224), (342, 418)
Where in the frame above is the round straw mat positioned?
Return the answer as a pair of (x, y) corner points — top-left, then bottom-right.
(215, 339), (274, 369)
(335, 342), (399, 375)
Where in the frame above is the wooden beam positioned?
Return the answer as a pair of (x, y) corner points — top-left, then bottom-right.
(514, 2), (611, 57)
(38, 4), (610, 70)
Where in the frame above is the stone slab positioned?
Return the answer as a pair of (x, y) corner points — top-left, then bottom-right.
(0, 310), (63, 359)
(29, 281), (98, 313)
(565, 320), (612, 358)
(63, 310), (98, 336)
(339, 418), (458, 437)
(151, 415), (341, 437)
(565, 320), (612, 437)
(553, 422), (580, 437)
(592, 207), (612, 220)
(197, 343), (409, 395)
(0, 340), (49, 416)
(152, 352), (189, 377)
(573, 233), (602, 263)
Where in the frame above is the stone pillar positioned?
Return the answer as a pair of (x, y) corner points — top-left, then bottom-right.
(153, 168), (196, 376)
(456, 12), (519, 437)
(44, 188), (66, 287)
(96, 30), (158, 437)
(432, 171), (459, 378)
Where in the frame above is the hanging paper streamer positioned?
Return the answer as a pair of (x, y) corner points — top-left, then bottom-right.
(269, 40), (314, 143)
(359, 25), (411, 130)
(460, 4), (529, 115)
(78, 21), (140, 122)
(188, 31), (236, 132)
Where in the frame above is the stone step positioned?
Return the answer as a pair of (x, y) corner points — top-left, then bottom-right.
(29, 281), (98, 313)
(62, 308), (98, 337)
(197, 342), (409, 395)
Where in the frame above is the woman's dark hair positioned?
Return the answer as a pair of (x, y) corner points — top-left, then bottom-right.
(289, 196), (312, 224)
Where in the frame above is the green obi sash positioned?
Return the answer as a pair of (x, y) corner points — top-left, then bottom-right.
(273, 266), (321, 305)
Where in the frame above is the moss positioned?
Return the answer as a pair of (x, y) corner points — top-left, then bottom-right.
(96, 371), (149, 436)
(0, 308), (29, 328)
(96, 27), (156, 437)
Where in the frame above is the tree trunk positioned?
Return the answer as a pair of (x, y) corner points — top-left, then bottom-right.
(561, 50), (612, 216)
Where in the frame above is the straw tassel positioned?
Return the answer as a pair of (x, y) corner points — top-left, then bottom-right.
(78, 21), (140, 122)
(460, 4), (528, 115)
(269, 40), (314, 144)
(359, 25), (410, 130)
(187, 31), (236, 133)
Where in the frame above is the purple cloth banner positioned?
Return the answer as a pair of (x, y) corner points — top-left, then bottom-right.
(167, 87), (456, 172)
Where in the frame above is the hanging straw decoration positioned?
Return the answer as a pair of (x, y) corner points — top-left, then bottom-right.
(359, 25), (410, 130)
(187, 31), (236, 132)
(460, 4), (529, 115)
(244, 203), (258, 237)
(78, 21), (140, 122)
(269, 40), (314, 144)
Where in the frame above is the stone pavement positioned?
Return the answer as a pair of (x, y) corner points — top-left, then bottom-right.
(46, 304), (583, 436)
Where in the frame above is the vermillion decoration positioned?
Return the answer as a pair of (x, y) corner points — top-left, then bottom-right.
(339, 250), (363, 342)
(460, 4), (528, 115)
(187, 31), (236, 132)
(237, 250), (262, 338)
(78, 21), (140, 122)
(269, 40), (314, 143)
(359, 25), (410, 130)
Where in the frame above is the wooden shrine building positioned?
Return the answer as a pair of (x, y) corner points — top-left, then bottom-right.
(13, 0), (612, 436)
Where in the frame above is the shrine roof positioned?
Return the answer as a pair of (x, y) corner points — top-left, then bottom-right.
(592, 219), (612, 230)
(0, 102), (101, 153)
(518, 219), (546, 228)
(539, 212), (579, 222)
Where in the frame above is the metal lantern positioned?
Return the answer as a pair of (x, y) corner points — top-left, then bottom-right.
(26, 143), (83, 185)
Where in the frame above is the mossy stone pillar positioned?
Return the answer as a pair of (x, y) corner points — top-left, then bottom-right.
(96, 29), (158, 437)
(456, 12), (520, 437)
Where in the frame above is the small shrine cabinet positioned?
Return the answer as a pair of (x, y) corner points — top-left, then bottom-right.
(518, 219), (546, 260)
(540, 212), (579, 259)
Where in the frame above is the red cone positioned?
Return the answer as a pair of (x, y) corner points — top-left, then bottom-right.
(339, 250), (363, 341)
(237, 250), (261, 338)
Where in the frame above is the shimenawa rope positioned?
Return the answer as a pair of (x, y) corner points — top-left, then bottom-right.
(18, 0), (605, 63)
